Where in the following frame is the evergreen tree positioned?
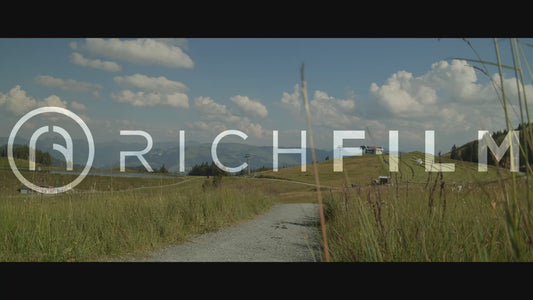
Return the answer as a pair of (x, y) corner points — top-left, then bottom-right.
(472, 140), (478, 163)
(188, 161), (229, 176)
(450, 144), (458, 160)
(461, 143), (472, 162)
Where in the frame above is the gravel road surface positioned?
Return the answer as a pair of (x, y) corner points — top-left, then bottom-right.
(136, 203), (322, 262)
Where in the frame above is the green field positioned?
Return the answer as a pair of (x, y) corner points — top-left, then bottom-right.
(257, 152), (533, 261)
(0, 158), (282, 261)
(256, 151), (512, 187)
(1, 151), (532, 262)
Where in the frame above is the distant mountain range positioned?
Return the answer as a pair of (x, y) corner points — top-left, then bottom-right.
(0, 136), (331, 173)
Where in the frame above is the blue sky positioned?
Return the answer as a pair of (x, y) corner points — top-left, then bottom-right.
(1, 38), (532, 154)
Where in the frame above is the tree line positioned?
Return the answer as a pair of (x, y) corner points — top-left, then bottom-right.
(188, 161), (229, 176)
(0, 144), (51, 166)
(449, 123), (533, 172)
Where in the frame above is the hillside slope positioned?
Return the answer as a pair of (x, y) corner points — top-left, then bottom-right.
(256, 151), (512, 187)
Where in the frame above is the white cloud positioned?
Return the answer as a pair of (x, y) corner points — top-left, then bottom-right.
(279, 85), (362, 130)
(112, 74), (190, 109)
(42, 94), (67, 108)
(365, 58), (533, 152)
(111, 90), (189, 108)
(423, 59), (482, 100)
(491, 73), (533, 104)
(153, 38), (190, 51)
(71, 38), (194, 68)
(280, 84), (301, 116)
(238, 117), (264, 138)
(114, 73), (188, 93)
(189, 120), (211, 131)
(0, 86), (39, 116)
(370, 59), (533, 130)
(34, 75), (102, 94)
(0, 85), (67, 116)
(370, 70), (438, 116)
(70, 101), (87, 111)
(309, 90), (358, 128)
(192, 96), (265, 138)
(69, 52), (122, 72)
(187, 120), (227, 134)
(229, 95), (268, 118)
(193, 96), (235, 120)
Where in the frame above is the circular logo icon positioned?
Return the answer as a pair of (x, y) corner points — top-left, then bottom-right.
(8, 107), (95, 194)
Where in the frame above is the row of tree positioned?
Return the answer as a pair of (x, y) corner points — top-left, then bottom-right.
(0, 144), (52, 166)
(449, 123), (533, 171)
(188, 162), (229, 176)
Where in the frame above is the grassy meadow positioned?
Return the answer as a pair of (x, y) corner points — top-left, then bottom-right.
(2, 38), (533, 262)
(259, 38), (533, 262)
(0, 159), (282, 261)
(257, 150), (533, 261)
(257, 151), (511, 187)
(1, 147), (531, 262)
(323, 178), (533, 261)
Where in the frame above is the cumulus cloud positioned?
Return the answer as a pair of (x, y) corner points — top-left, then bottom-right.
(370, 70), (438, 116)
(491, 73), (533, 103)
(280, 84), (301, 116)
(70, 38), (194, 68)
(0, 85), (67, 116)
(238, 117), (264, 138)
(114, 73), (188, 93)
(370, 59), (533, 128)
(368, 59), (531, 119)
(193, 96), (234, 119)
(365, 58), (533, 152)
(193, 96), (241, 123)
(111, 90), (189, 108)
(192, 96), (265, 138)
(34, 75), (102, 94)
(279, 85), (362, 129)
(187, 120), (228, 135)
(310, 90), (358, 128)
(153, 38), (190, 51)
(422, 59), (483, 100)
(112, 73), (191, 108)
(70, 101), (87, 111)
(229, 95), (268, 118)
(41, 94), (67, 108)
(69, 52), (122, 72)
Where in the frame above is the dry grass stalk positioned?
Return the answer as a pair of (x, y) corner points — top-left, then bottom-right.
(300, 63), (330, 262)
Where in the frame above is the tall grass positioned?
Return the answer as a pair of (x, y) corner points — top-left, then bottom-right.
(324, 177), (533, 261)
(0, 178), (277, 261)
(323, 38), (533, 261)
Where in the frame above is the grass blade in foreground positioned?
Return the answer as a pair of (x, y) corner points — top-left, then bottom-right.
(301, 62), (330, 262)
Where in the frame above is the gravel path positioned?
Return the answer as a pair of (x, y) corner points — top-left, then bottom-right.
(136, 203), (322, 262)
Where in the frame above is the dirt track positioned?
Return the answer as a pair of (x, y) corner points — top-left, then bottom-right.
(134, 203), (322, 262)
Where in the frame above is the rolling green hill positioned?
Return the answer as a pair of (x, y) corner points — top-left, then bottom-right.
(256, 151), (512, 187)
(0, 156), (46, 170)
(444, 122), (533, 172)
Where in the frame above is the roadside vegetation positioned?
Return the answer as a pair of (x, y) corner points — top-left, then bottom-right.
(3, 38), (533, 262)
(0, 163), (278, 261)
(317, 38), (533, 261)
(322, 164), (532, 261)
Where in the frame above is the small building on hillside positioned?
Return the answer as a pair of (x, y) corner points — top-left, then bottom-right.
(18, 187), (31, 194)
(361, 145), (384, 155)
(379, 176), (391, 185)
(371, 176), (391, 185)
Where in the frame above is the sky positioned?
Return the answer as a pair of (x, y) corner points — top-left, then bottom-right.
(1, 38), (532, 156)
